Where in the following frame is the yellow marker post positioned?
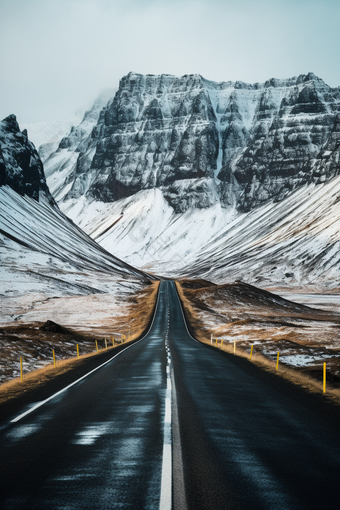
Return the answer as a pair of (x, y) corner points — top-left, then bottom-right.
(53, 350), (56, 368)
(276, 351), (280, 371)
(112, 336), (114, 346)
(234, 340), (236, 354)
(215, 337), (217, 346)
(250, 345), (253, 360)
(323, 362), (326, 393)
(96, 340), (99, 352)
(20, 357), (23, 382)
(221, 339), (223, 348)
(105, 338), (108, 350)
(77, 344), (79, 358)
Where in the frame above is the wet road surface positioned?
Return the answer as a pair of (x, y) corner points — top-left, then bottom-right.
(167, 280), (340, 509)
(1, 280), (340, 509)
(0, 284), (170, 509)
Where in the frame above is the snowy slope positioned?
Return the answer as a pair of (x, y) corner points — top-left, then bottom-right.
(0, 185), (152, 327)
(54, 169), (340, 289)
(0, 186), (149, 282)
(174, 175), (340, 289)
(40, 72), (340, 289)
(59, 187), (236, 270)
(58, 172), (340, 290)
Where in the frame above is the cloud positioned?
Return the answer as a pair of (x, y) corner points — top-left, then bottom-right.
(0, 0), (339, 124)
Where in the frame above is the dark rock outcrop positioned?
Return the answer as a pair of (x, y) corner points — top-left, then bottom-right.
(0, 115), (55, 205)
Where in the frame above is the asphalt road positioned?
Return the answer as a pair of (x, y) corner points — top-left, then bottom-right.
(0, 283), (169, 509)
(167, 280), (340, 509)
(1, 280), (340, 509)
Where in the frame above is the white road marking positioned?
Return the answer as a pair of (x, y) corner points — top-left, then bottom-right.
(11, 284), (163, 424)
(160, 444), (172, 510)
(165, 397), (171, 423)
(11, 345), (136, 423)
(160, 303), (172, 510)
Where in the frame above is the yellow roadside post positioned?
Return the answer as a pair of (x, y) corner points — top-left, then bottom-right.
(215, 337), (217, 346)
(323, 362), (326, 393)
(105, 338), (108, 350)
(250, 345), (253, 360)
(77, 344), (79, 358)
(96, 340), (99, 352)
(234, 340), (236, 354)
(111, 336), (114, 346)
(20, 357), (23, 382)
(276, 352), (280, 371)
(53, 350), (56, 368)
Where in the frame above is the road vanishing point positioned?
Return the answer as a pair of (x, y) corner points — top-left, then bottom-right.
(1, 280), (340, 509)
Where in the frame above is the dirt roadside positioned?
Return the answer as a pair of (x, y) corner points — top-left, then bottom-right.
(0, 281), (160, 422)
(175, 279), (340, 407)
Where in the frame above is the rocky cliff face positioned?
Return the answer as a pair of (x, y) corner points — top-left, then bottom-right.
(47, 72), (340, 213)
(0, 115), (55, 205)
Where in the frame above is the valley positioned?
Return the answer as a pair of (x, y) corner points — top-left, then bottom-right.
(1, 70), (340, 386)
(1, 70), (340, 509)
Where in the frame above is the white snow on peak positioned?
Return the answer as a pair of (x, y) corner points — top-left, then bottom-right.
(21, 118), (81, 151)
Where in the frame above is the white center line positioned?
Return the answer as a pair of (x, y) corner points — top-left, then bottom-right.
(160, 333), (172, 510)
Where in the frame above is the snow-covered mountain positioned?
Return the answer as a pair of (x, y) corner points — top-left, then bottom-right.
(21, 89), (115, 159)
(0, 116), (152, 328)
(0, 115), (55, 205)
(41, 72), (340, 287)
(45, 72), (340, 211)
(0, 119), (158, 384)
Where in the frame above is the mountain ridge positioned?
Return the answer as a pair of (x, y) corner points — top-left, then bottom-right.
(13, 70), (340, 289)
(44, 71), (340, 214)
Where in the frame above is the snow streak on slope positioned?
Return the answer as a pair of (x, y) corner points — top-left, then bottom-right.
(176, 176), (340, 289)
(56, 175), (340, 289)
(59, 187), (236, 270)
(0, 186), (151, 326)
(0, 186), (147, 279)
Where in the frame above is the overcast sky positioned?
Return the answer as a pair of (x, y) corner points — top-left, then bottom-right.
(1, 0), (339, 125)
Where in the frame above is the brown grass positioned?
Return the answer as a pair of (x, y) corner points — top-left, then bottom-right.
(0, 349), (106, 405)
(0, 281), (160, 403)
(176, 280), (340, 406)
(112, 280), (160, 341)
